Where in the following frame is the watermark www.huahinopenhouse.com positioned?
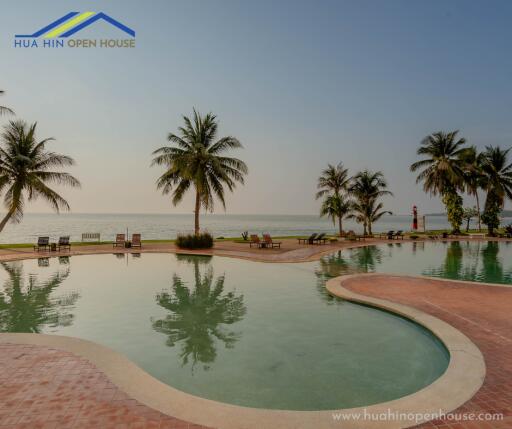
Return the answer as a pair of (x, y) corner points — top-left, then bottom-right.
(332, 409), (504, 424)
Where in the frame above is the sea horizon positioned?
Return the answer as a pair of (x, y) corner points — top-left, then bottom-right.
(0, 212), (509, 244)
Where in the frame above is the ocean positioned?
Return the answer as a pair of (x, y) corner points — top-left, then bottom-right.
(0, 213), (507, 244)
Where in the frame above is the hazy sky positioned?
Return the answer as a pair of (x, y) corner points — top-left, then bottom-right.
(1, 0), (511, 215)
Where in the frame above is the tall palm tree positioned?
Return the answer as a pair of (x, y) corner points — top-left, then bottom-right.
(460, 146), (484, 231)
(349, 198), (392, 236)
(152, 110), (248, 235)
(319, 194), (352, 236)
(0, 120), (80, 233)
(316, 163), (351, 235)
(349, 170), (392, 236)
(316, 162), (350, 199)
(0, 90), (14, 116)
(410, 131), (469, 233)
(480, 146), (512, 235)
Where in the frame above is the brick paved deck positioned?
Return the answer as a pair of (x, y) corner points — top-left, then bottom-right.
(341, 275), (512, 429)
(0, 343), (209, 429)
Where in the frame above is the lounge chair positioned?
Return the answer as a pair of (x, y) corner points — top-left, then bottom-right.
(113, 234), (125, 248)
(131, 233), (142, 248)
(393, 230), (404, 240)
(298, 233), (317, 244)
(313, 233), (328, 244)
(34, 236), (50, 252)
(346, 230), (365, 241)
(249, 234), (264, 248)
(379, 230), (393, 239)
(263, 234), (281, 249)
(57, 236), (71, 251)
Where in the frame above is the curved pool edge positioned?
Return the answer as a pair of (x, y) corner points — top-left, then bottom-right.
(326, 274), (486, 424)
(0, 272), (486, 429)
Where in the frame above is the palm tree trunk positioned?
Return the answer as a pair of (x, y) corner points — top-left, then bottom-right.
(0, 210), (13, 234)
(475, 191), (482, 232)
(368, 221), (372, 236)
(194, 190), (200, 235)
(338, 216), (343, 237)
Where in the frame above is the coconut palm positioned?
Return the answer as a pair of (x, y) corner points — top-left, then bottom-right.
(151, 110), (248, 235)
(316, 163), (351, 235)
(316, 162), (350, 199)
(479, 146), (512, 235)
(349, 170), (392, 236)
(0, 120), (80, 233)
(0, 90), (14, 116)
(319, 194), (352, 236)
(349, 197), (392, 236)
(410, 131), (469, 233)
(460, 146), (484, 231)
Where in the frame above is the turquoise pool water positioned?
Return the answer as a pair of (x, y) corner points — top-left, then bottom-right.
(0, 250), (450, 411)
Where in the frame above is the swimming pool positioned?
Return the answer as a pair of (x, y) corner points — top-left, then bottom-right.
(314, 240), (512, 286)
(0, 250), (450, 411)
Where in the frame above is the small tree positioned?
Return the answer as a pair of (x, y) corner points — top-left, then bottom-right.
(462, 207), (479, 232)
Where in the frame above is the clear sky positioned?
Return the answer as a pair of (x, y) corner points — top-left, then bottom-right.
(1, 0), (511, 215)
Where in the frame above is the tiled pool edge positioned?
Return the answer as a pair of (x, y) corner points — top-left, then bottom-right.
(0, 272), (485, 429)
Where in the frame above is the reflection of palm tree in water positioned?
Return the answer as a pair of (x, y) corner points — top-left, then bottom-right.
(481, 241), (507, 283)
(314, 246), (383, 302)
(442, 241), (463, 279)
(0, 262), (79, 332)
(152, 255), (246, 371)
(348, 246), (383, 272)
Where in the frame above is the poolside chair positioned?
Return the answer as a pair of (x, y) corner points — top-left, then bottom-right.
(34, 236), (50, 252)
(131, 233), (142, 248)
(249, 234), (264, 248)
(56, 236), (71, 251)
(378, 230), (392, 239)
(113, 234), (125, 248)
(394, 230), (404, 240)
(346, 231), (364, 241)
(313, 233), (327, 244)
(263, 234), (281, 249)
(298, 233), (317, 244)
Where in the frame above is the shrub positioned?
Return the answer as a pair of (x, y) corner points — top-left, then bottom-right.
(176, 232), (214, 249)
(241, 231), (249, 241)
(410, 235), (419, 240)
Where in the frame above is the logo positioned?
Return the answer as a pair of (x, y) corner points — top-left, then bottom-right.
(14, 12), (135, 49)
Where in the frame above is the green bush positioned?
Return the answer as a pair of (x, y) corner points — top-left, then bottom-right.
(176, 232), (214, 249)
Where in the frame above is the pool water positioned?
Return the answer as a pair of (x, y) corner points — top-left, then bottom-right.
(0, 248), (458, 410)
(314, 240), (512, 286)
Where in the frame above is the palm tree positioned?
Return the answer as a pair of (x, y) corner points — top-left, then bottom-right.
(349, 170), (392, 236)
(410, 131), (469, 233)
(480, 146), (512, 235)
(0, 120), (80, 234)
(316, 162), (350, 199)
(316, 163), (351, 235)
(460, 146), (484, 231)
(319, 194), (352, 236)
(152, 259), (246, 372)
(0, 90), (14, 116)
(349, 198), (392, 236)
(151, 110), (248, 235)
